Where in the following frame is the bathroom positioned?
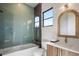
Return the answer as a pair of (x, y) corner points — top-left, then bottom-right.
(0, 3), (79, 56)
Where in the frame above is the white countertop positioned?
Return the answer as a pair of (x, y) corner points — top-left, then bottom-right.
(47, 39), (79, 54)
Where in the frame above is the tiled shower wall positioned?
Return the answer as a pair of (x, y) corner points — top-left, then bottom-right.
(0, 4), (34, 49)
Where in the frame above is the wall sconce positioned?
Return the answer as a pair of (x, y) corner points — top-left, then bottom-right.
(60, 3), (73, 11)
(64, 3), (73, 9)
(64, 4), (69, 9)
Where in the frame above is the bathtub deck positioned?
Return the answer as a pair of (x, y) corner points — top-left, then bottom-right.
(0, 43), (39, 55)
(4, 46), (45, 56)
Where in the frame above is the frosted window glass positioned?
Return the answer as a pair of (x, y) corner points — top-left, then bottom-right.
(35, 17), (39, 22)
(43, 8), (53, 27)
(35, 22), (39, 27)
(35, 16), (39, 28)
(44, 18), (53, 26)
(44, 9), (53, 19)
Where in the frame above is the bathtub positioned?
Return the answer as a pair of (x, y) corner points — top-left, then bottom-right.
(3, 44), (44, 56)
(0, 43), (39, 56)
(4, 46), (44, 56)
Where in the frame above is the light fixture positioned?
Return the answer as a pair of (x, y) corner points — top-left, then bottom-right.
(64, 4), (69, 9)
(64, 3), (73, 9)
(60, 4), (73, 12)
(60, 4), (69, 11)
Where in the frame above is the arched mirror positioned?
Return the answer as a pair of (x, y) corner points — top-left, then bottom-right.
(58, 9), (79, 39)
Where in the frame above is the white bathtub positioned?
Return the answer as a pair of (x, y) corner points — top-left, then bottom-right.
(0, 43), (40, 56)
(3, 43), (44, 56)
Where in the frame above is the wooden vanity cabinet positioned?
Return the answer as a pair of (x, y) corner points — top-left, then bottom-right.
(47, 44), (79, 56)
(60, 50), (79, 56)
(47, 44), (58, 56)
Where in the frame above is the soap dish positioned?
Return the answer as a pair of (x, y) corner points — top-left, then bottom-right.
(50, 40), (59, 43)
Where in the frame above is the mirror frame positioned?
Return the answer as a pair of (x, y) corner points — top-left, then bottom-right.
(58, 9), (79, 38)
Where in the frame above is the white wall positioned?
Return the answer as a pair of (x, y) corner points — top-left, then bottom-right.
(41, 3), (79, 49)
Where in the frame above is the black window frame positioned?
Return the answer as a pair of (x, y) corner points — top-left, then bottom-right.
(43, 7), (53, 27)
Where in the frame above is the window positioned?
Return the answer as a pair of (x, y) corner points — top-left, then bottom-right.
(35, 16), (39, 28)
(43, 7), (53, 27)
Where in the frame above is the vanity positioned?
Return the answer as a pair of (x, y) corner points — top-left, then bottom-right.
(47, 5), (79, 56)
(47, 39), (79, 56)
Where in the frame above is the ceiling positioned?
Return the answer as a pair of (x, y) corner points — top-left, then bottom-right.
(26, 3), (38, 8)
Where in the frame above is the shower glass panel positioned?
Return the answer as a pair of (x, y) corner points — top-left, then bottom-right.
(0, 4), (34, 50)
(0, 9), (13, 49)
